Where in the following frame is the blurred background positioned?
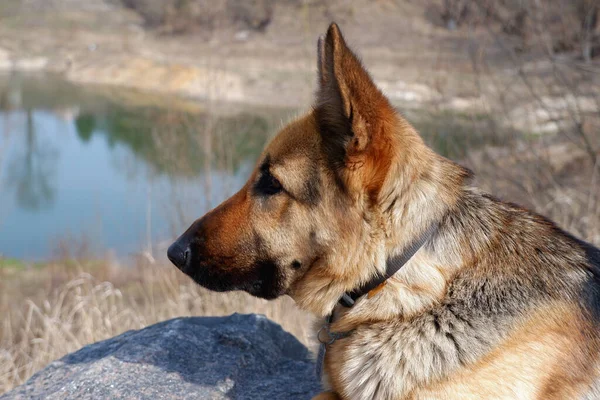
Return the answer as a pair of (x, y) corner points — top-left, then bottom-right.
(0, 0), (598, 393)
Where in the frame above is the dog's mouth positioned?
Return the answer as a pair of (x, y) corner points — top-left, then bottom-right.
(174, 254), (285, 300)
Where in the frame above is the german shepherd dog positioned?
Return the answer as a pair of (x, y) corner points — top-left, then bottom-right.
(168, 23), (600, 399)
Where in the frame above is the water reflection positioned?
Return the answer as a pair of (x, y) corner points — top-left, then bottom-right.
(0, 73), (291, 260)
(79, 107), (272, 177)
(0, 74), (501, 260)
(75, 114), (96, 142)
(6, 109), (58, 210)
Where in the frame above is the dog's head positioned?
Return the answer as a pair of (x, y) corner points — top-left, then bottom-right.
(168, 23), (431, 311)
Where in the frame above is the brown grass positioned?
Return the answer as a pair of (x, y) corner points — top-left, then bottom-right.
(0, 260), (314, 394)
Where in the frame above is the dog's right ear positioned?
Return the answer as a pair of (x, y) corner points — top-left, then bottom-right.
(315, 23), (395, 176)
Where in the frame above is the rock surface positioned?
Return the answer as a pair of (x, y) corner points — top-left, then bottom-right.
(2, 314), (320, 400)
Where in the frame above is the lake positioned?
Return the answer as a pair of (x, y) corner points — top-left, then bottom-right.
(0, 74), (299, 260)
(0, 73), (500, 261)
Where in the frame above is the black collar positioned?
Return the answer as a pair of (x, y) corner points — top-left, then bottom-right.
(337, 223), (438, 308)
(315, 222), (439, 378)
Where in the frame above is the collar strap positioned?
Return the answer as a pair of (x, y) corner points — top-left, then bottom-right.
(338, 223), (438, 308)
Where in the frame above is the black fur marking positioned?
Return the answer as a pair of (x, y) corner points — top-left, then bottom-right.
(445, 332), (461, 359)
(573, 238), (600, 323)
(384, 196), (398, 214)
(187, 254), (284, 300)
(303, 162), (322, 206)
(253, 155), (283, 196)
(372, 381), (384, 399)
(583, 240), (600, 269)
(314, 23), (354, 177)
(432, 313), (441, 333)
(314, 100), (352, 166)
(314, 56), (354, 196)
(251, 259), (284, 299)
(259, 155), (271, 172)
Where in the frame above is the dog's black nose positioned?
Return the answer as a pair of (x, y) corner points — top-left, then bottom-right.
(167, 241), (190, 270)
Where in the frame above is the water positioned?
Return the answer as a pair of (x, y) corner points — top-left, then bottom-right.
(0, 74), (294, 260)
(0, 74), (502, 261)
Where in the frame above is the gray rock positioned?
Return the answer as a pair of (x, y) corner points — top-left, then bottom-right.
(2, 314), (321, 400)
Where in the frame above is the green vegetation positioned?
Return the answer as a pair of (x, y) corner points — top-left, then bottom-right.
(410, 109), (510, 159)
(0, 257), (27, 270)
(77, 107), (275, 177)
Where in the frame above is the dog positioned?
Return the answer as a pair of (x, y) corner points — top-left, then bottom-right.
(168, 23), (600, 399)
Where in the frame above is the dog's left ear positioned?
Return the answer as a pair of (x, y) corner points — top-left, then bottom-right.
(315, 23), (395, 172)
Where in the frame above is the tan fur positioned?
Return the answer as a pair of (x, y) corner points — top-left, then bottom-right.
(412, 303), (598, 399)
(169, 23), (600, 399)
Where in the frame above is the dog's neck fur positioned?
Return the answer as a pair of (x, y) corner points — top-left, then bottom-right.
(291, 117), (470, 319)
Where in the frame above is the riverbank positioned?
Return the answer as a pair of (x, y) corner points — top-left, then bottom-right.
(2, 0), (598, 138)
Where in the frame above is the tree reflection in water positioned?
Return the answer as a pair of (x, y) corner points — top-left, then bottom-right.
(6, 109), (58, 211)
(75, 107), (271, 178)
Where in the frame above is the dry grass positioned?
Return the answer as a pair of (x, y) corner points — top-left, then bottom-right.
(1, 143), (597, 395)
(0, 260), (314, 394)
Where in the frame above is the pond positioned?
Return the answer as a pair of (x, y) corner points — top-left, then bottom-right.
(0, 74), (299, 260)
(0, 73), (502, 261)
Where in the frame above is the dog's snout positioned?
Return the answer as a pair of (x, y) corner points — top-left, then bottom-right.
(167, 240), (190, 270)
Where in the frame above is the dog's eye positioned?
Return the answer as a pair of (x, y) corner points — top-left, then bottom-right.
(255, 172), (283, 196)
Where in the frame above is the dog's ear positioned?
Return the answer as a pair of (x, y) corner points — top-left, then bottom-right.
(315, 23), (395, 172)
